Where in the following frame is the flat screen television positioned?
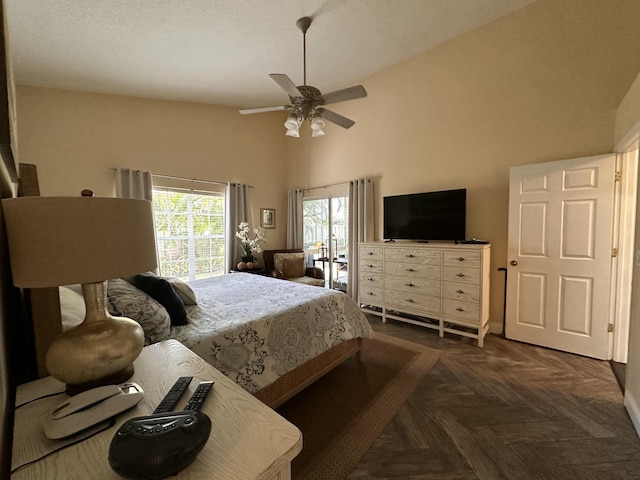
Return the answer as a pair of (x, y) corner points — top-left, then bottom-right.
(383, 189), (466, 241)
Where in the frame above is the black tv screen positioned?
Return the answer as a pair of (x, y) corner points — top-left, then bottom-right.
(383, 189), (466, 241)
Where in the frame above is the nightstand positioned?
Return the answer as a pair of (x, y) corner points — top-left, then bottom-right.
(11, 340), (302, 479)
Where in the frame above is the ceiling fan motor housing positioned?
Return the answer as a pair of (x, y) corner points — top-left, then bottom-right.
(291, 85), (324, 119)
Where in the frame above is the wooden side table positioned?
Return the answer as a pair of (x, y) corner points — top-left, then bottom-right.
(11, 340), (302, 479)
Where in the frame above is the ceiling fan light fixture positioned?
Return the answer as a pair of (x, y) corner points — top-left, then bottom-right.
(311, 117), (325, 137)
(284, 114), (301, 136)
(284, 114), (300, 130)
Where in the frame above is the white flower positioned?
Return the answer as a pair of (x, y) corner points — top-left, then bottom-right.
(236, 222), (266, 256)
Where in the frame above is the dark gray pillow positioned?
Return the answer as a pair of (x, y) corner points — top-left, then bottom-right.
(131, 273), (188, 326)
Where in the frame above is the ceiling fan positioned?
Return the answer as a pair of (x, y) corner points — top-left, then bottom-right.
(239, 16), (367, 137)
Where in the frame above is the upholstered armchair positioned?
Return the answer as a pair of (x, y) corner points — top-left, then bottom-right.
(262, 249), (325, 287)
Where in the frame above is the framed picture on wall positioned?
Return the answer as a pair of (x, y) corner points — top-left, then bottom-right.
(261, 208), (275, 229)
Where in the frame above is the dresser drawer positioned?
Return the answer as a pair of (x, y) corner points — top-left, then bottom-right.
(385, 247), (441, 265)
(443, 266), (480, 284)
(385, 275), (440, 297)
(442, 282), (480, 303)
(385, 290), (441, 316)
(359, 286), (383, 305)
(443, 250), (482, 268)
(384, 262), (440, 279)
(443, 299), (481, 323)
(359, 260), (383, 274)
(359, 273), (383, 288)
(359, 246), (384, 262)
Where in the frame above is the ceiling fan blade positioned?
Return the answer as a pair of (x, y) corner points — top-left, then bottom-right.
(321, 85), (367, 105)
(318, 108), (356, 129)
(269, 74), (302, 98)
(239, 105), (289, 115)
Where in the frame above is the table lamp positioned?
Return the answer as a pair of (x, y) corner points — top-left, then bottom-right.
(1, 195), (157, 394)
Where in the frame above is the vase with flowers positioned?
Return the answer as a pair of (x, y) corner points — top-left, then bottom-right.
(236, 221), (266, 265)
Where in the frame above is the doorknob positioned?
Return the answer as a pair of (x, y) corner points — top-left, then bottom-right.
(510, 260), (518, 266)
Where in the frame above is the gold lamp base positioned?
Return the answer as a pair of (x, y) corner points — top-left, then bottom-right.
(45, 281), (145, 395)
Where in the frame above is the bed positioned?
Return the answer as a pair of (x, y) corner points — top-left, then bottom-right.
(51, 272), (373, 407)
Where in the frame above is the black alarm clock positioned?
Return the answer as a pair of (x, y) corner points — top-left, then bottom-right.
(108, 411), (212, 480)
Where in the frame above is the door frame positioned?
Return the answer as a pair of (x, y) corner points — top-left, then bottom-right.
(302, 184), (349, 290)
(612, 127), (640, 363)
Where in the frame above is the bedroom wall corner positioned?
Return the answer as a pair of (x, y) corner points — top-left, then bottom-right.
(617, 67), (640, 438)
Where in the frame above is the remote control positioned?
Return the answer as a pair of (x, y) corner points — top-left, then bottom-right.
(184, 381), (214, 411)
(153, 376), (193, 414)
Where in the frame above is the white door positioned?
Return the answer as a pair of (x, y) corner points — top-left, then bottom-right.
(506, 154), (616, 359)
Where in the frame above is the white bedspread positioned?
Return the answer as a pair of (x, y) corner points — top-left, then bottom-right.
(170, 274), (374, 393)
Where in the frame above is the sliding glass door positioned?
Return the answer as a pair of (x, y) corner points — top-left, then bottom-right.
(302, 195), (348, 292)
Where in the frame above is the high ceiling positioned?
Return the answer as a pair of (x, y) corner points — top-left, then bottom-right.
(5, 0), (535, 108)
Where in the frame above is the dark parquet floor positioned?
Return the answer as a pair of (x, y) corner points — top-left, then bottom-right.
(347, 317), (640, 480)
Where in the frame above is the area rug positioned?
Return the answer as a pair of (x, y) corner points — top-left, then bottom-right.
(276, 332), (441, 480)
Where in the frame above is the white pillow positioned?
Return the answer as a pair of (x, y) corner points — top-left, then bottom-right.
(165, 277), (198, 305)
(59, 286), (86, 331)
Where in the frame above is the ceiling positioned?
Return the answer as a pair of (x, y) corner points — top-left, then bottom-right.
(4, 0), (536, 109)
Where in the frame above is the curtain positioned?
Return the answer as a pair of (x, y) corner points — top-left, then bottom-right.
(115, 168), (157, 272)
(225, 183), (252, 271)
(347, 178), (374, 298)
(286, 189), (304, 248)
(115, 168), (153, 200)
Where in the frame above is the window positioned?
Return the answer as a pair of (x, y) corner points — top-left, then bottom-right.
(153, 188), (225, 281)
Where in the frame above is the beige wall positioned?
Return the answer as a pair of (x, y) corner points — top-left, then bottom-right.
(287, 0), (640, 333)
(616, 72), (640, 145)
(617, 69), (640, 433)
(13, 0), (640, 337)
(15, 86), (289, 249)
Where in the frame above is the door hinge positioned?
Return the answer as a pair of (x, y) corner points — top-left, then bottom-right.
(612, 248), (618, 258)
(608, 323), (614, 333)
(615, 171), (622, 182)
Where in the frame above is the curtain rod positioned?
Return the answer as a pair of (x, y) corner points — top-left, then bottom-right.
(304, 180), (350, 192)
(303, 178), (372, 192)
(153, 173), (227, 186)
(111, 168), (252, 188)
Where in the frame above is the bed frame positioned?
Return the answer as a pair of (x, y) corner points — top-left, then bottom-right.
(254, 338), (361, 408)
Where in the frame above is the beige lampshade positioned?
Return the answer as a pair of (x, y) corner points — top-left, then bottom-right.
(1, 196), (158, 288)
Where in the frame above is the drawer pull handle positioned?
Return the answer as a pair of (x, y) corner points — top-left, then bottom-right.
(406, 268), (415, 272)
(457, 257), (465, 262)
(405, 282), (415, 287)
(456, 289), (464, 294)
(406, 254), (415, 258)
(367, 264), (374, 268)
(456, 307), (465, 312)
(406, 298), (415, 303)
(367, 292), (375, 296)
(367, 252), (374, 255)
(367, 277), (374, 281)
(456, 273), (465, 277)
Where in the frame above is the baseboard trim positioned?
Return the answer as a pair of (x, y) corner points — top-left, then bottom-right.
(625, 390), (640, 438)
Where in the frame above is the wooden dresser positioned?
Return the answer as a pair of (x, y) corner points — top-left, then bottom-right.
(359, 242), (491, 346)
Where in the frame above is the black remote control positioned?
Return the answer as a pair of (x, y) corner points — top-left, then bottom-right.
(153, 376), (193, 414)
(184, 381), (214, 411)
